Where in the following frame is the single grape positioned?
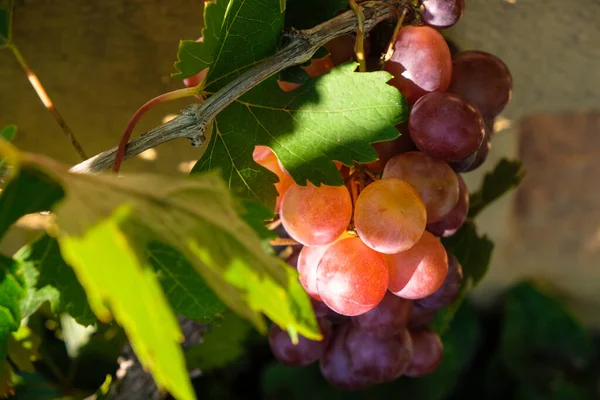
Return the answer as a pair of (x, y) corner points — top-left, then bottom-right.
(354, 179), (427, 254)
(277, 55), (335, 92)
(316, 237), (389, 316)
(365, 123), (417, 173)
(383, 152), (459, 223)
(405, 328), (444, 377)
(448, 50), (513, 119)
(345, 327), (414, 383)
(386, 231), (449, 299)
(408, 302), (437, 328)
(466, 133), (491, 171)
(268, 319), (332, 367)
(319, 324), (371, 390)
(352, 291), (413, 338)
(384, 26), (452, 104)
(421, 0), (465, 29)
(417, 253), (464, 309)
(426, 173), (469, 237)
(409, 92), (486, 161)
(448, 151), (477, 173)
(253, 146), (294, 212)
(297, 232), (352, 301)
(280, 183), (352, 246)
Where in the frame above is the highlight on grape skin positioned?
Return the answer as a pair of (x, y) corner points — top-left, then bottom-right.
(386, 230), (449, 299)
(421, 0), (465, 29)
(316, 237), (389, 316)
(280, 182), (352, 246)
(384, 26), (452, 104)
(382, 152), (459, 223)
(354, 179), (427, 254)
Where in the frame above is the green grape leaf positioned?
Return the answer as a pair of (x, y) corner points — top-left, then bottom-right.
(285, 0), (348, 29)
(59, 209), (195, 400)
(0, 254), (24, 366)
(8, 326), (40, 373)
(500, 282), (594, 384)
(147, 242), (227, 323)
(185, 313), (252, 371)
(194, 63), (407, 209)
(172, 0), (230, 79)
(442, 221), (494, 286)
(469, 159), (524, 218)
(15, 234), (95, 326)
(0, 167), (64, 241)
(0, 125), (16, 142)
(0, 0), (13, 48)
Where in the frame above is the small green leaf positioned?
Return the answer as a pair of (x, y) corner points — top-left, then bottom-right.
(8, 325), (40, 373)
(500, 282), (594, 385)
(469, 159), (524, 218)
(0, 167), (64, 241)
(147, 242), (227, 323)
(285, 0), (348, 29)
(0, 0), (13, 48)
(172, 0), (230, 79)
(185, 313), (252, 371)
(0, 254), (24, 365)
(194, 63), (407, 209)
(0, 125), (16, 142)
(15, 234), (96, 326)
(59, 209), (195, 400)
(442, 222), (494, 286)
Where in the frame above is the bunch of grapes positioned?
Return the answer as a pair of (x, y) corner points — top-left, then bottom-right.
(260, 0), (512, 390)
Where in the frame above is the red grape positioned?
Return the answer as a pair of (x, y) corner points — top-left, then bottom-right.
(384, 26), (452, 104)
(320, 323), (413, 390)
(280, 183), (352, 246)
(416, 252), (464, 310)
(386, 231), (449, 299)
(253, 146), (294, 212)
(268, 319), (332, 367)
(426, 173), (469, 237)
(365, 124), (417, 173)
(354, 179), (427, 254)
(405, 328), (444, 376)
(408, 303), (438, 328)
(297, 232), (352, 301)
(352, 291), (413, 338)
(316, 237), (389, 316)
(448, 50), (513, 119)
(409, 92), (486, 161)
(421, 0), (465, 29)
(383, 152), (459, 223)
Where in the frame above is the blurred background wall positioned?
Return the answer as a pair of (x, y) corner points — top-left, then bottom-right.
(1, 0), (599, 324)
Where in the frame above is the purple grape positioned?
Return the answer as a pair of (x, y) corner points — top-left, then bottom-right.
(466, 134), (491, 171)
(408, 302), (437, 328)
(405, 328), (444, 376)
(448, 151), (477, 173)
(416, 253), (464, 310)
(448, 51), (513, 119)
(427, 173), (469, 237)
(352, 292), (413, 338)
(268, 319), (332, 367)
(409, 92), (486, 161)
(320, 324), (413, 390)
(421, 0), (465, 29)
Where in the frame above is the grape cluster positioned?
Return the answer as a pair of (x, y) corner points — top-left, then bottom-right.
(259, 0), (512, 390)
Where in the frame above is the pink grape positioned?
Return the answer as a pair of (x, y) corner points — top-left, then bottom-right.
(352, 291), (413, 338)
(384, 26), (452, 104)
(409, 92), (486, 161)
(280, 183), (352, 246)
(354, 179), (427, 254)
(421, 0), (465, 29)
(405, 328), (444, 376)
(426, 173), (469, 236)
(386, 231), (449, 299)
(383, 152), (459, 223)
(268, 319), (332, 367)
(417, 253), (464, 310)
(316, 237), (389, 316)
(448, 50), (513, 119)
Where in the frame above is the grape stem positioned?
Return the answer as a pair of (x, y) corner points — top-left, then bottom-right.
(71, 0), (410, 174)
(270, 237), (300, 246)
(381, 8), (408, 66)
(349, 0), (367, 72)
